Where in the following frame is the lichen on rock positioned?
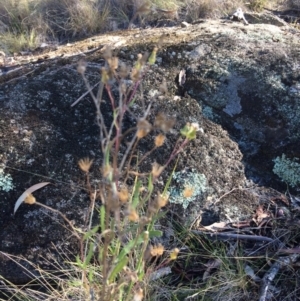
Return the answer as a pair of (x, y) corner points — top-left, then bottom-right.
(273, 154), (300, 188)
(168, 169), (207, 209)
(0, 167), (14, 192)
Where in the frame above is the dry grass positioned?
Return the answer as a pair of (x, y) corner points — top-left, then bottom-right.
(183, 0), (240, 21)
(38, 0), (111, 40)
(0, 0), (295, 53)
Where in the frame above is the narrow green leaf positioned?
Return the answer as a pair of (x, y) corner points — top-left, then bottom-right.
(149, 230), (163, 238)
(118, 234), (144, 262)
(129, 95), (137, 107)
(163, 158), (178, 195)
(75, 255), (84, 269)
(138, 269), (145, 280)
(83, 225), (100, 240)
(100, 205), (106, 233)
(83, 242), (95, 268)
(131, 178), (141, 209)
(108, 256), (128, 283)
(147, 174), (154, 192)
(88, 267), (95, 282)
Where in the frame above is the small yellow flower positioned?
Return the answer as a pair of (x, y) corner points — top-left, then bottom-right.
(24, 194), (36, 205)
(154, 134), (165, 147)
(183, 186), (194, 198)
(170, 248), (180, 260)
(78, 158), (93, 173)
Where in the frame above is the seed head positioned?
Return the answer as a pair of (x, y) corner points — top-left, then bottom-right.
(24, 194), (36, 205)
(102, 164), (113, 179)
(102, 45), (112, 60)
(136, 118), (152, 139)
(128, 207), (139, 222)
(78, 158), (93, 173)
(133, 288), (144, 301)
(154, 113), (175, 133)
(77, 59), (87, 74)
(119, 62), (129, 78)
(157, 193), (169, 208)
(131, 67), (141, 82)
(123, 266), (138, 282)
(150, 243), (164, 256)
(154, 134), (165, 147)
(107, 56), (118, 71)
(118, 187), (129, 203)
(151, 162), (164, 179)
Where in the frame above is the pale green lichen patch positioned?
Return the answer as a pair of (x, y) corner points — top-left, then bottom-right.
(169, 169), (207, 209)
(273, 154), (300, 188)
(0, 167), (14, 192)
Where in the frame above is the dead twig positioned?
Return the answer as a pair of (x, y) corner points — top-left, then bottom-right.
(259, 252), (300, 301)
(192, 230), (275, 242)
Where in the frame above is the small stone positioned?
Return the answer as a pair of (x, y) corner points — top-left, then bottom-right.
(156, 57), (162, 64)
(181, 21), (190, 28)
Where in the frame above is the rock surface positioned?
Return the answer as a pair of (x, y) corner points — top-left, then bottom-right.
(0, 18), (299, 286)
